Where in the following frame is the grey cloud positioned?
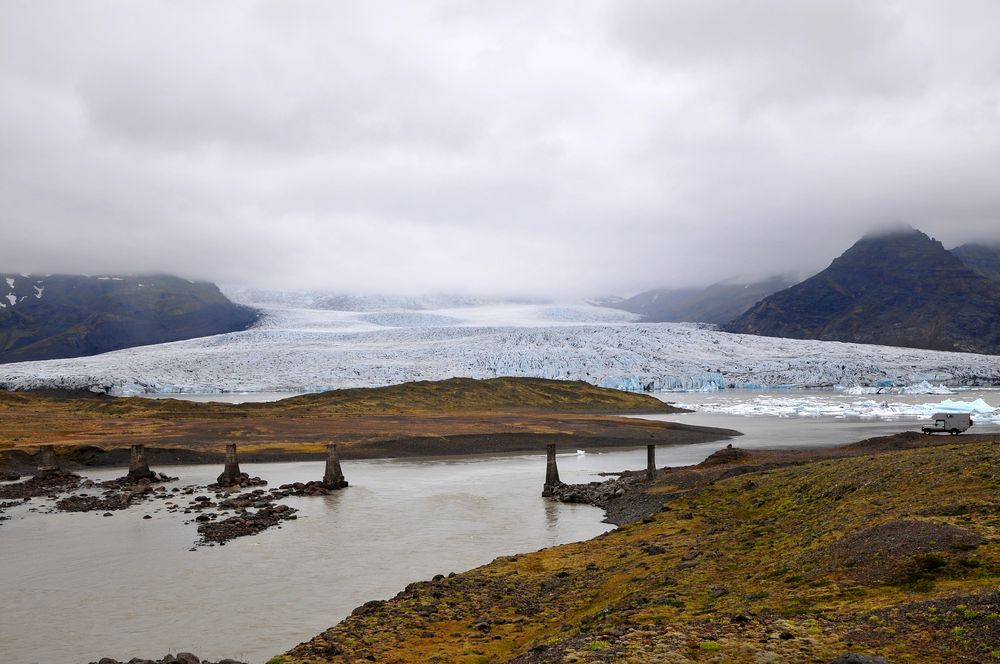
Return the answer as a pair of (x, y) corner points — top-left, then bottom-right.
(0, 1), (999, 298)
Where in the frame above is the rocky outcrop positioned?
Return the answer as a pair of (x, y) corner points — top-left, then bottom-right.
(89, 654), (247, 664)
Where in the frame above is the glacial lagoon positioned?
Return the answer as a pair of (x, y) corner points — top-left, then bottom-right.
(2, 388), (998, 663)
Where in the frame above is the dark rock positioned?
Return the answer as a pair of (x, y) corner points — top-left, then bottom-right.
(829, 655), (891, 664)
(701, 445), (752, 466)
(352, 599), (385, 617)
(0, 471), (81, 500)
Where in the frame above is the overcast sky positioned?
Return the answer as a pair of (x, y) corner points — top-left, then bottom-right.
(1, 1), (999, 297)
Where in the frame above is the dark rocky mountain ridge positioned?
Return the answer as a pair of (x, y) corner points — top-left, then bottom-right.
(725, 228), (1000, 355)
(952, 242), (1000, 282)
(0, 273), (259, 364)
(612, 275), (797, 325)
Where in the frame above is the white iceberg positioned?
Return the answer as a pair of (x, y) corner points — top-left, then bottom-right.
(693, 395), (999, 422)
(841, 380), (955, 395)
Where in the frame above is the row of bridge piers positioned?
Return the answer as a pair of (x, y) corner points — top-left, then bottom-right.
(34, 442), (349, 490)
(543, 443), (658, 497)
(34, 441), (655, 495)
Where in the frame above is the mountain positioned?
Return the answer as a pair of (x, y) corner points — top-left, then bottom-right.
(952, 242), (1000, 282)
(0, 274), (259, 364)
(725, 228), (1000, 355)
(613, 276), (797, 324)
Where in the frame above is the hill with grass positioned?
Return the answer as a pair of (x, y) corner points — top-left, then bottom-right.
(0, 378), (716, 466)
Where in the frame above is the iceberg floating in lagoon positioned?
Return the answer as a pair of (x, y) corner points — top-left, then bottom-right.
(693, 395), (999, 421)
(841, 380), (955, 395)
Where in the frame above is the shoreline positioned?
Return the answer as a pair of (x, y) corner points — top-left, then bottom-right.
(279, 430), (1000, 663)
(23, 430), (999, 664)
(0, 425), (740, 475)
(0, 378), (732, 472)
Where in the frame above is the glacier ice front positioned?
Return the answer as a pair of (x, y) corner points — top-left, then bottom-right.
(1, 300), (999, 395)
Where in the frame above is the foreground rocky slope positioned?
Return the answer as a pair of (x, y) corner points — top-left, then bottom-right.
(0, 273), (258, 363)
(281, 433), (999, 663)
(727, 229), (1000, 355)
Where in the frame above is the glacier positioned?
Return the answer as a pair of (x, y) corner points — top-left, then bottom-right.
(0, 300), (999, 396)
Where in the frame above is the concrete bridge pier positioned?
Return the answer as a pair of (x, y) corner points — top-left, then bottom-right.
(35, 444), (59, 478)
(322, 444), (348, 489)
(542, 443), (561, 497)
(647, 444), (656, 481)
(126, 444), (156, 481)
(217, 443), (242, 486)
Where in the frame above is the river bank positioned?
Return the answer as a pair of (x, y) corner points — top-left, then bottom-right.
(0, 449), (644, 664)
(280, 431), (1000, 663)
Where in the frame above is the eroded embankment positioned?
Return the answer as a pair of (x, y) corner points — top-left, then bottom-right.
(281, 433), (1000, 664)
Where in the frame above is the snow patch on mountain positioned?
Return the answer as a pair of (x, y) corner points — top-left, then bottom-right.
(0, 302), (998, 395)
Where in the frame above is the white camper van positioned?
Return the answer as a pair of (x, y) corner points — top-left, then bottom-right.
(921, 412), (973, 435)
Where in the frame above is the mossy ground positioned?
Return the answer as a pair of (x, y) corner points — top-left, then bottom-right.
(282, 435), (999, 663)
(0, 378), (731, 462)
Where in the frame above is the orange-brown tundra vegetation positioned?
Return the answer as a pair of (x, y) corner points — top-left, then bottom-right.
(0, 377), (736, 467)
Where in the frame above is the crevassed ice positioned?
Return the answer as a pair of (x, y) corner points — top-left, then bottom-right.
(1, 302), (1000, 395)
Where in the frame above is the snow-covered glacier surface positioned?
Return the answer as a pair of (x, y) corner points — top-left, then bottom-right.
(2, 301), (1000, 396)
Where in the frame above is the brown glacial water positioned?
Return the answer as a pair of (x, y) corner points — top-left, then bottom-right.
(3, 388), (997, 663)
(0, 451), (640, 664)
